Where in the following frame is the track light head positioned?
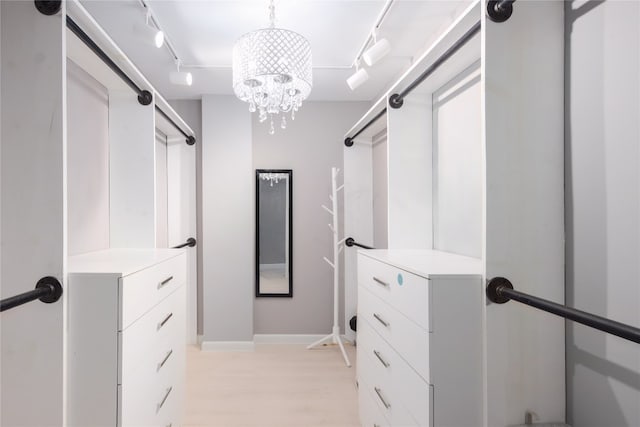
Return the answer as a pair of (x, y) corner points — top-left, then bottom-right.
(170, 71), (193, 86)
(154, 29), (165, 48)
(347, 66), (369, 91)
(363, 38), (390, 66)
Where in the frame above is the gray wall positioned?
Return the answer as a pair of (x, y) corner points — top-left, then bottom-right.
(168, 99), (203, 336)
(253, 101), (368, 334)
(258, 178), (287, 265)
(201, 95), (254, 343)
(67, 60), (110, 256)
(565, 1), (640, 426)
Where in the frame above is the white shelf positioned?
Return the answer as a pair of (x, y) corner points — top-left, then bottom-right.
(68, 248), (185, 276)
(359, 249), (482, 278)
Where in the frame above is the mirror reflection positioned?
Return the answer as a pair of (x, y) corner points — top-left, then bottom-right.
(256, 170), (292, 297)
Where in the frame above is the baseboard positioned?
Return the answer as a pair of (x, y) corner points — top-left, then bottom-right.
(253, 334), (350, 345)
(200, 341), (256, 352)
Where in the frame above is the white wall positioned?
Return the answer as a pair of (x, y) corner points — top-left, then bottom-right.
(253, 101), (368, 334)
(565, 2), (640, 426)
(67, 59), (110, 255)
(371, 133), (388, 249)
(432, 61), (482, 259)
(201, 95), (254, 344)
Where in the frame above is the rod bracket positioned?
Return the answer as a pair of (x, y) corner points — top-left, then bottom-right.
(345, 237), (355, 247)
(138, 90), (153, 106)
(186, 136), (196, 146)
(389, 94), (404, 109)
(487, 0), (514, 23)
(36, 276), (63, 304)
(344, 137), (354, 147)
(186, 237), (197, 247)
(486, 277), (513, 304)
(35, 0), (61, 15)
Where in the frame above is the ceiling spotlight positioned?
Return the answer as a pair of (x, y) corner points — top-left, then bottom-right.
(363, 35), (390, 66)
(170, 59), (193, 86)
(347, 62), (369, 91)
(145, 10), (164, 48)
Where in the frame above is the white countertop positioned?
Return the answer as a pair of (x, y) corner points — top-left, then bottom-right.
(359, 249), (483, 278)
(68, 248), (185, 276)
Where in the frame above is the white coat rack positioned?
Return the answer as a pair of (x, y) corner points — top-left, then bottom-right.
(307, 167), (351, 367)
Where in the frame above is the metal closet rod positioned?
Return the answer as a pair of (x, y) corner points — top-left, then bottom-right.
(345, 237), (375, 250)
(172, 237), (197, 249)
(388, 20), (481, 109)
(487, 277), (640, 345)
(65, 16), (194, 145)
(345, 20), (481, 146)
(0, 277), (63, 313)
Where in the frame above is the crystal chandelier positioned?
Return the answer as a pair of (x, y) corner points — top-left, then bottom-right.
(260, 172), (288, 186)
(232, 0), (312, 134)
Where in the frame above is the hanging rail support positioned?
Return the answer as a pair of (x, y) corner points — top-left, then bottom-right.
(487, 0), (515, 23)
(486, 277), (640, 345)
(388, 20), (481, 109)
(35, 0), (61, 15)
(172, 237), (197, 249)
(1, 276), (63, 313)
(345, 237), (375, 250)
(155, 106), (195, 145)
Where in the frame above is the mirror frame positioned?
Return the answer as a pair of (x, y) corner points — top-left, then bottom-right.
(255, 169), (293, 297)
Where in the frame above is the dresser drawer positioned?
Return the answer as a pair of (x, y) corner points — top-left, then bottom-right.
(358, 319), (431, 426)
(119, 343), (181, 427)
(119, 285), (185, 385)
(358, 254), (429, 330)
(358, 376), (390, 427)
(358, 285), (430, 382)
(119, 253), (185, 329)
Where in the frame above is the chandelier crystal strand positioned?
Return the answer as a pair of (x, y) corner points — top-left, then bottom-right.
(232, 0), (312, 134)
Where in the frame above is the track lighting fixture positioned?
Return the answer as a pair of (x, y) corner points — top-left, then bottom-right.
(145, 10), (164, 48)
(347, 61), (369, 91)
(170, 59), (193, 86)
(363, 34), (390, 66)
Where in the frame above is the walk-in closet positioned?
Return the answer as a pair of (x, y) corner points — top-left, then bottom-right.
(2, 0), (639, 426)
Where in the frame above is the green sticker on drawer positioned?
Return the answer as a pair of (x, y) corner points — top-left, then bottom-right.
(397, 273), (404, 286)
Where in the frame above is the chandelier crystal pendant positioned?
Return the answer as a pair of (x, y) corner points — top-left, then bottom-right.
(232, 0), (312, 134)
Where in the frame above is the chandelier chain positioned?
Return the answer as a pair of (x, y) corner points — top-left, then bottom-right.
(269, 0), (276, 28)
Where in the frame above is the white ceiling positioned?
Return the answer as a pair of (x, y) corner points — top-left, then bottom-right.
(80, 0), (472, 101)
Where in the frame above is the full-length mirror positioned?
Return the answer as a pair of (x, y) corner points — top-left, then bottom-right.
(256, 170), (292, 297)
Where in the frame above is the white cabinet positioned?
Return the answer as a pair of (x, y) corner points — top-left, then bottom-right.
(357, 250), (483, 427)
(67, 249), (187, 427)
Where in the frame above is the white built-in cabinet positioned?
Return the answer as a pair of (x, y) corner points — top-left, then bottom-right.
(357, 250), (483, 427)
(1, 1), (196, 426)
(345, 1), (565, 426)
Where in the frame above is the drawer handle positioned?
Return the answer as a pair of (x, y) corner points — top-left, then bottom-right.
(372, 277), (389, 287)
(158, 349), (173, 371)
(158, 276), (174, 289)
(374, 386), (391, 409)
(373, 313), (390, 328)
(157, 386), (173, 412)
(158, 313), (173, 330)
(373, 349), (390, 368)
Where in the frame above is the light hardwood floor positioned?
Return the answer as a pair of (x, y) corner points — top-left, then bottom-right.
(185, 343), (360, 427)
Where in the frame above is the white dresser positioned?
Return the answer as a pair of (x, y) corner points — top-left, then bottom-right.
(67, 249), (187, 427)
(356, 250), (484, 427)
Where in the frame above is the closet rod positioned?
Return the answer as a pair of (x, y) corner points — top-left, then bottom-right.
(155, 107), (196, 145)
(66, 16), (153, 106)
(388, 20), (481, 109)
(0, 277), (63, 313)
(172, 238), (197, 249)
(487, 277), (640, 345)
(345, 237), (375, 250)
(344, 108), (387, 147)
(66, 16), (195, 144)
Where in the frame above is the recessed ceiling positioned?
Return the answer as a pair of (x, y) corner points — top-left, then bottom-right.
(80, 0), (472, 101)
